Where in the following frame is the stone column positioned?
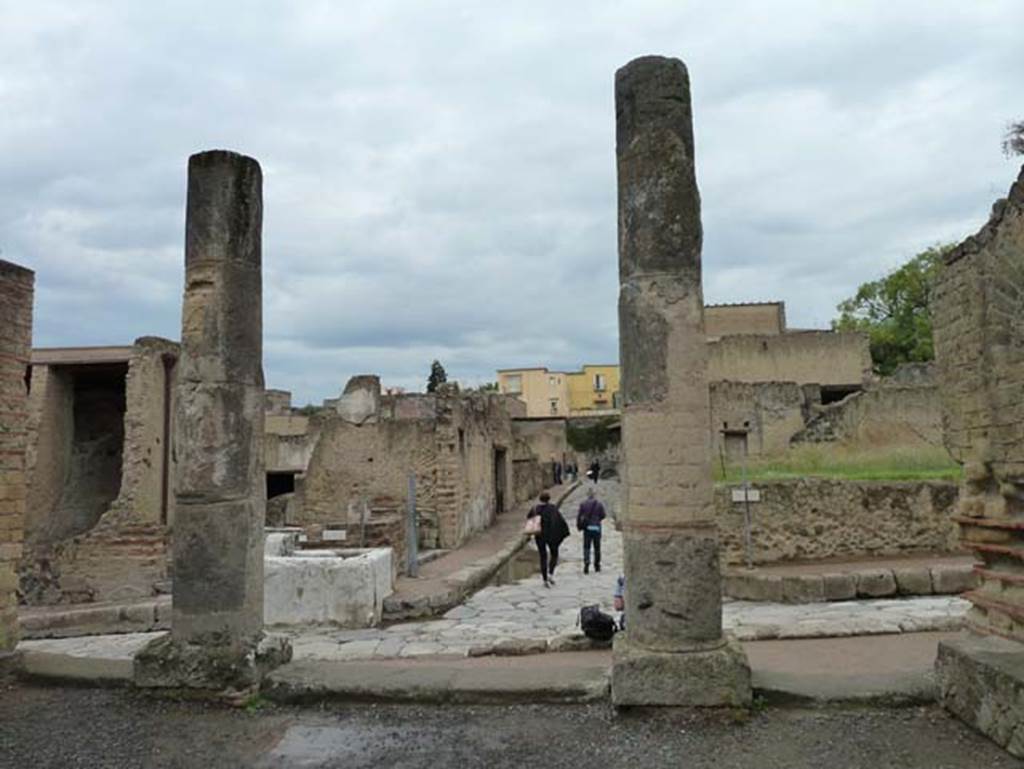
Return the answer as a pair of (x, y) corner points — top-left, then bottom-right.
(0, 260), (34, 653)
(611, 56), (750, 706)
(136, 150), (288, 690)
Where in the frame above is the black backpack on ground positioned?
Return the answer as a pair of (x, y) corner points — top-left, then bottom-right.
(579, 604), (617, 642)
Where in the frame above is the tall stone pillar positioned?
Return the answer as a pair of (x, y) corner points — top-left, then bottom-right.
(136, 150), (288, 690)
(0, 260), (34, 654)
(611, 56), (750, 706)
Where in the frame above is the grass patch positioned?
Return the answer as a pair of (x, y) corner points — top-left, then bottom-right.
(714, 442), (961, 484)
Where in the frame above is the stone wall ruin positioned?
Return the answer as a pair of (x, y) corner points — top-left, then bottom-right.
(933, 163), (1024, 755)
(0, 259), (34, 651)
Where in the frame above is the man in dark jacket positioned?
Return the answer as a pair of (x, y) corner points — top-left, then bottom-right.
(527, 492), (569, 587)
(589, 459), (601, 484)
(576, 487), (606, 574)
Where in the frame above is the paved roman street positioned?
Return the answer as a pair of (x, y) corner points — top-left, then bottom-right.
(277, 481), (969, 661)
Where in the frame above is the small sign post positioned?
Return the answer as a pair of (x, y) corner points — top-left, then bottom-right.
(406, 473), (419, 577)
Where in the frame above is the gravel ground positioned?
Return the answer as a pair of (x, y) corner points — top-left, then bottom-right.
(2, 679), (1021, 768)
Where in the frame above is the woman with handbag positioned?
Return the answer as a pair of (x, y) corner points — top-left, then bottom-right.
(525, 492), (570, 587)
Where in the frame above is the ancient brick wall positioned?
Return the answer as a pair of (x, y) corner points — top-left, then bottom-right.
(20, 339), (175, 604)
(709, 380), (811, 458)
(0, 260), (33, 650)
(705, 302), (785, 339)
(933, 164), (1024, 640)
(708, 330), (871, 387)
(716, 479), (961, 566)
(299, 390), (519, 559)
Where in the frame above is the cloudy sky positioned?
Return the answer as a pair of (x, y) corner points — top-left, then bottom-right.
(2, 2), (1021, 404)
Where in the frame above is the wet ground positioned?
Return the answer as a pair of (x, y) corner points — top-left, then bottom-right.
(2, 680), (1021, 768)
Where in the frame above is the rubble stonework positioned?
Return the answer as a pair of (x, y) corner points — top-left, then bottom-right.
(135, 150), (289, 690)
(21, 339), (178, 605)
(610, 55), (750, 706)
(299, 379), (521, 559)
(0, 260), (34, 651)
(932, 164), (1024, 755)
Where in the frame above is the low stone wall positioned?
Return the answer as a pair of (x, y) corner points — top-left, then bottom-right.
(716, 479), (961, 566)
(264, 545), (393, 628)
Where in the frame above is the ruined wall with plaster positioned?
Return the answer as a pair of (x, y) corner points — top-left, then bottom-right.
(933, 164), (1024, 640)
(0, 260), (33, 650)
(793, 378), (943, 447)
(716, 479), (961, 566)
(704, 302), (785, 340)
(709, 381), (812, 459)
(300, 384), (517, 555)
(20, 339), (176, 604)
(708, 331), (871, 387)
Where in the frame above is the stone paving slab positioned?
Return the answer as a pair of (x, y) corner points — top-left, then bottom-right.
(17, 631), (164, 682)
(263, 653), (610, 705)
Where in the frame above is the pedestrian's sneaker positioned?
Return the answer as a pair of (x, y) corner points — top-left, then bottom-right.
(584, 564), (589, 575)
(595, 565), (601, 573)
(543, 579), (551, 589)
(548, 577), (557, 586)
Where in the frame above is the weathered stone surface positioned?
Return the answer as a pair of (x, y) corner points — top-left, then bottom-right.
(931, 565), (977, 595)
(171, 150), (266, 650)
(936, 633), (1024, 757)
(613, 55), (748, 704)
(855, 569), (897, 598)
(894, 567), (933, 596)
(822, 573), (858, 601)
(623, 527), (721, 647)
(134, 631), (291, 692)
(335, 375), (381, 424)
(781, 575), (825, 604)
(611, 634), (751, 706)
(0, 260), (33, 651)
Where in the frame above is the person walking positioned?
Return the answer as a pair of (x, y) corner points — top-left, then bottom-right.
(589, 459), (601, 484)
(526, 491), (569, 587)
(576, 487), (606, 574)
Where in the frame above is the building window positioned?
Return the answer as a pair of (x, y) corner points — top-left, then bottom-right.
(550, 399), (559, 415)
(549, 375), (557, 386)
(505, 374), (522, 394)
(594, 373), (606, 391)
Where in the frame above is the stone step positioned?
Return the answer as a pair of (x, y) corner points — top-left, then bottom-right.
(724, 563), (978, 603)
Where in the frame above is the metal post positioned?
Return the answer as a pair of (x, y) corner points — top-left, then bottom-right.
(406, 473), (419, 577)
(741, 430), (753, 570)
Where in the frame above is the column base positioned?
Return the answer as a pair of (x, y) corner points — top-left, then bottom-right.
(936, 632), (1024, 758)
(612, 633), (752, 707)
(134, 631), (292, 695)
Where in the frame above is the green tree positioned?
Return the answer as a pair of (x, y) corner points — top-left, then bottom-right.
(426, 360), (447, 393)
(1003, 119), (1024, 157)
(832, 243), (955, 376)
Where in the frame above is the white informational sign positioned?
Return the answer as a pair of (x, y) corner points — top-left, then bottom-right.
(323, 529), (347, 541)
(731, 487), (761, 503)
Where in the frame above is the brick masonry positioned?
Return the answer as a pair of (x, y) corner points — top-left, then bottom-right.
(933, 164), (1024, 641)
(0, 259), (34, 651)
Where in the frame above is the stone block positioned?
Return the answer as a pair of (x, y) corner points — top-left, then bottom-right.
(611, 634), (752, 707)
(822, 572), (857, 601)
(893, 567), (933, 596)
(936, 633), (1024, 757)
(134, 631), (291, 692)
(855, 569), (897, 598)
(781, 575), (825, 604)
(931, 565), (977, 594)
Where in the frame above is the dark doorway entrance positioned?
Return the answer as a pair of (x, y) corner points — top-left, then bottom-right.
(267, 471), (296, 499)
(493, 448), (507, 515)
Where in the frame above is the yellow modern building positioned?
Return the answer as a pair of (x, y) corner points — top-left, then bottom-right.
(497, 365), (620, 417)
(496, 368), (570, 417)
(565, 365), (620, 415)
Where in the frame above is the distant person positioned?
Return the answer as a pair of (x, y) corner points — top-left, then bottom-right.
(526, 491), (570, 587)
(589, 459), (601, 484)
(570, 461), (578, 482)
(576, 487), (606, 574)
(553, 460), (563, 485)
